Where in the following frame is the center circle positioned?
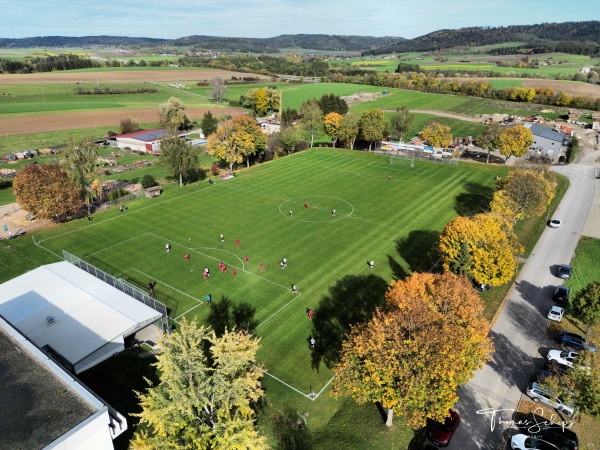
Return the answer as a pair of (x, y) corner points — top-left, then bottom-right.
(279, 196), (354, 223)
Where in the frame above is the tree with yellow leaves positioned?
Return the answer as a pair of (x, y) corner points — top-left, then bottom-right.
(439, 212), (524, 286)
(207, 116), (266, 171)
(132, 319), (267, 450)
(323, 112), (343, 148)
(421, 122), (453, 148)
(332, 272), (493, 429)
(496, 125), (533, 162)
(491, 169), (556, 222)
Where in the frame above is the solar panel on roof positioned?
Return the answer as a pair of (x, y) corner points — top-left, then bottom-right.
(135, 130), (168, 141)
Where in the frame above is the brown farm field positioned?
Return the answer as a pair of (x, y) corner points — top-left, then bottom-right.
(450, 77), (600, 98)
(0, 69), (273, 84)
(0, 69), (266, 135)
(0, 107), (245, 136)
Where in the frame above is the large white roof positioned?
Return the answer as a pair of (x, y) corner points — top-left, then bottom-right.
(0, 262), (162, 369)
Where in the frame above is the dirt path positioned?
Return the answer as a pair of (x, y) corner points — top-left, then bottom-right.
(409, 109), (483, 122)
(0, 106), (246, 136)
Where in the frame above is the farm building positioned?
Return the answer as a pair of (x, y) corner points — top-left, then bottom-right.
(524, 123), (566, 161)
(110, 128), (197, 154)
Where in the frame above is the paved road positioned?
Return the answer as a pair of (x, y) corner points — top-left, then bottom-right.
(447, 164), (596, 450)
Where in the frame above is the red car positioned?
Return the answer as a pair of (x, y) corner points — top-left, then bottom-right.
(429, 410), (460, 447)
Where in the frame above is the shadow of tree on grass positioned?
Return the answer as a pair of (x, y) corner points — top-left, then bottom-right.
(206, 295), (257, 336)
(396, 230), (441, 274)
(454, 181), (495, 217)
(311, 274), (388, 371)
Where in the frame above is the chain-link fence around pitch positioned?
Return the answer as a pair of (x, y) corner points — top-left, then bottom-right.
(63, 250), (169, 332)
(374, 149), (459, 165)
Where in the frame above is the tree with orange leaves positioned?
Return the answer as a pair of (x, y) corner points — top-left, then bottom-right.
(331, 272), (493, 429)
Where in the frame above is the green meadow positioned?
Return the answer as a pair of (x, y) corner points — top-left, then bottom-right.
(7, 148), (509, 448)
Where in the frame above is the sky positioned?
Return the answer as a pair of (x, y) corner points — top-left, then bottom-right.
(2, 0), (598, 40)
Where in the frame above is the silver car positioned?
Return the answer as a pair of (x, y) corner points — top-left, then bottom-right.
(525, 382), (576, 417)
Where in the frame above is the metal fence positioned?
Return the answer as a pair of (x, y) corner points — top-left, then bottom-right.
(62, 250), (169, 332)
(375, 149), (459, 165)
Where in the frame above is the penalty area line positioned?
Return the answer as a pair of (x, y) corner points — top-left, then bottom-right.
(252, 293), (301, 332)
(260, 368), (316, 401)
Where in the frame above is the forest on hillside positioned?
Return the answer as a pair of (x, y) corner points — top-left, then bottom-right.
(365, 21), (600, 56)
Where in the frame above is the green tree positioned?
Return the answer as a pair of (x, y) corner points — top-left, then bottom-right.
(209, 76), (228, 103)
(158, 97), (193, 133)
(338, 113), (360, 150)
(281, 108), (299, 127)
(300, 99), (323, 148)
(570, 281), (600, 329)
(279, 126), (302, 155)
(201, 111), (219, 137)
(422, 122), (453, 148)
(12, 163), (81, 220)
(389, 106), (413, 142)
(318, 93), (348, 116)
(332, 272), (493, 428)
(62, 137), (100, 215)
(159, 137), (201, 187)
(359, 109), (387, 151)
(496, 125), (533, 162)
(132, 319), (266, 449)
(476, 123), (502, 164)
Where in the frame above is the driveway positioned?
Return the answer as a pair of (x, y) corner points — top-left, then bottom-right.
(447, 163), (596, 449)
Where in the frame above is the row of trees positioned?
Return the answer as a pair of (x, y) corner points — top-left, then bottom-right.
(328, 70), (600, 111)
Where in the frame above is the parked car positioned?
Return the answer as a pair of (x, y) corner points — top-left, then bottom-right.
(553, 286), (570, 303)
(548, 219), (562, 229)
(548, 306), (565, 322)
(525, 382), (576, 417)
(428, 409), (460, 446)
(532, 369), (554, 384)
(557, 265), (572, 279)
(547, 350), (578, 367)
(511, 433), (571, 450)
(558, 331), (597, 353)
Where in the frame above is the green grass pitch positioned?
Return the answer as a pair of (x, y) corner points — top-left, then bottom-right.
(33, 148), (508, 405)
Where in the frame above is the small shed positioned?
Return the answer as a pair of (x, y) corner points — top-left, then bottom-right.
(145, 186), (161, 198)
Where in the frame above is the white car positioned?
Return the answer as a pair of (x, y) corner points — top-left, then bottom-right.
(547, 349), (577, 367)
(547, 305), (564, 322)
(548, 219), (562, 229)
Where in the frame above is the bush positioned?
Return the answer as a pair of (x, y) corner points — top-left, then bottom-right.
(141, 174), (158, 189)
(109, 188), (129, 202)
(211, 164), (220, 176)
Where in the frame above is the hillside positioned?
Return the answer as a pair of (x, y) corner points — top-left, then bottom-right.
(0, 34), (405, 53)
(365, 21), (600, 56)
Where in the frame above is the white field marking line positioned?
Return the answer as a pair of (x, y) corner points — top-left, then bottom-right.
(252, 292), (301, 332)
(36, 183), (215, 245)
(86, 232), (152, 258)
(127, 268), (199, 301)
(259, 368), (315, 401)
(31, 235), (63, 259)
(146, 231), (246, 269)
(175, 302), (204, 320)
(312, 375), (336, 400)
(327, 166), (439, 189)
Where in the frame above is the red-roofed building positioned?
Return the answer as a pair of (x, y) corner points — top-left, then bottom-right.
(110, 129), (191, 154)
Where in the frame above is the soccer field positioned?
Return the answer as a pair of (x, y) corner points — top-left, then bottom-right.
(34, 148), (509, 403)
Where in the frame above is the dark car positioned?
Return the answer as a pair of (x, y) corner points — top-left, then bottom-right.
(558, 331), (597, 353)
(557, 265), (572, 279)
(553, 286), (570, 303)
(428, 409), (460, 446)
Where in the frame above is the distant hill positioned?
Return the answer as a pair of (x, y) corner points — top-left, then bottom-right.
(0, 34), (405, 53)
(0, 35), (169, 48)
(365, 21), (600, 56)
